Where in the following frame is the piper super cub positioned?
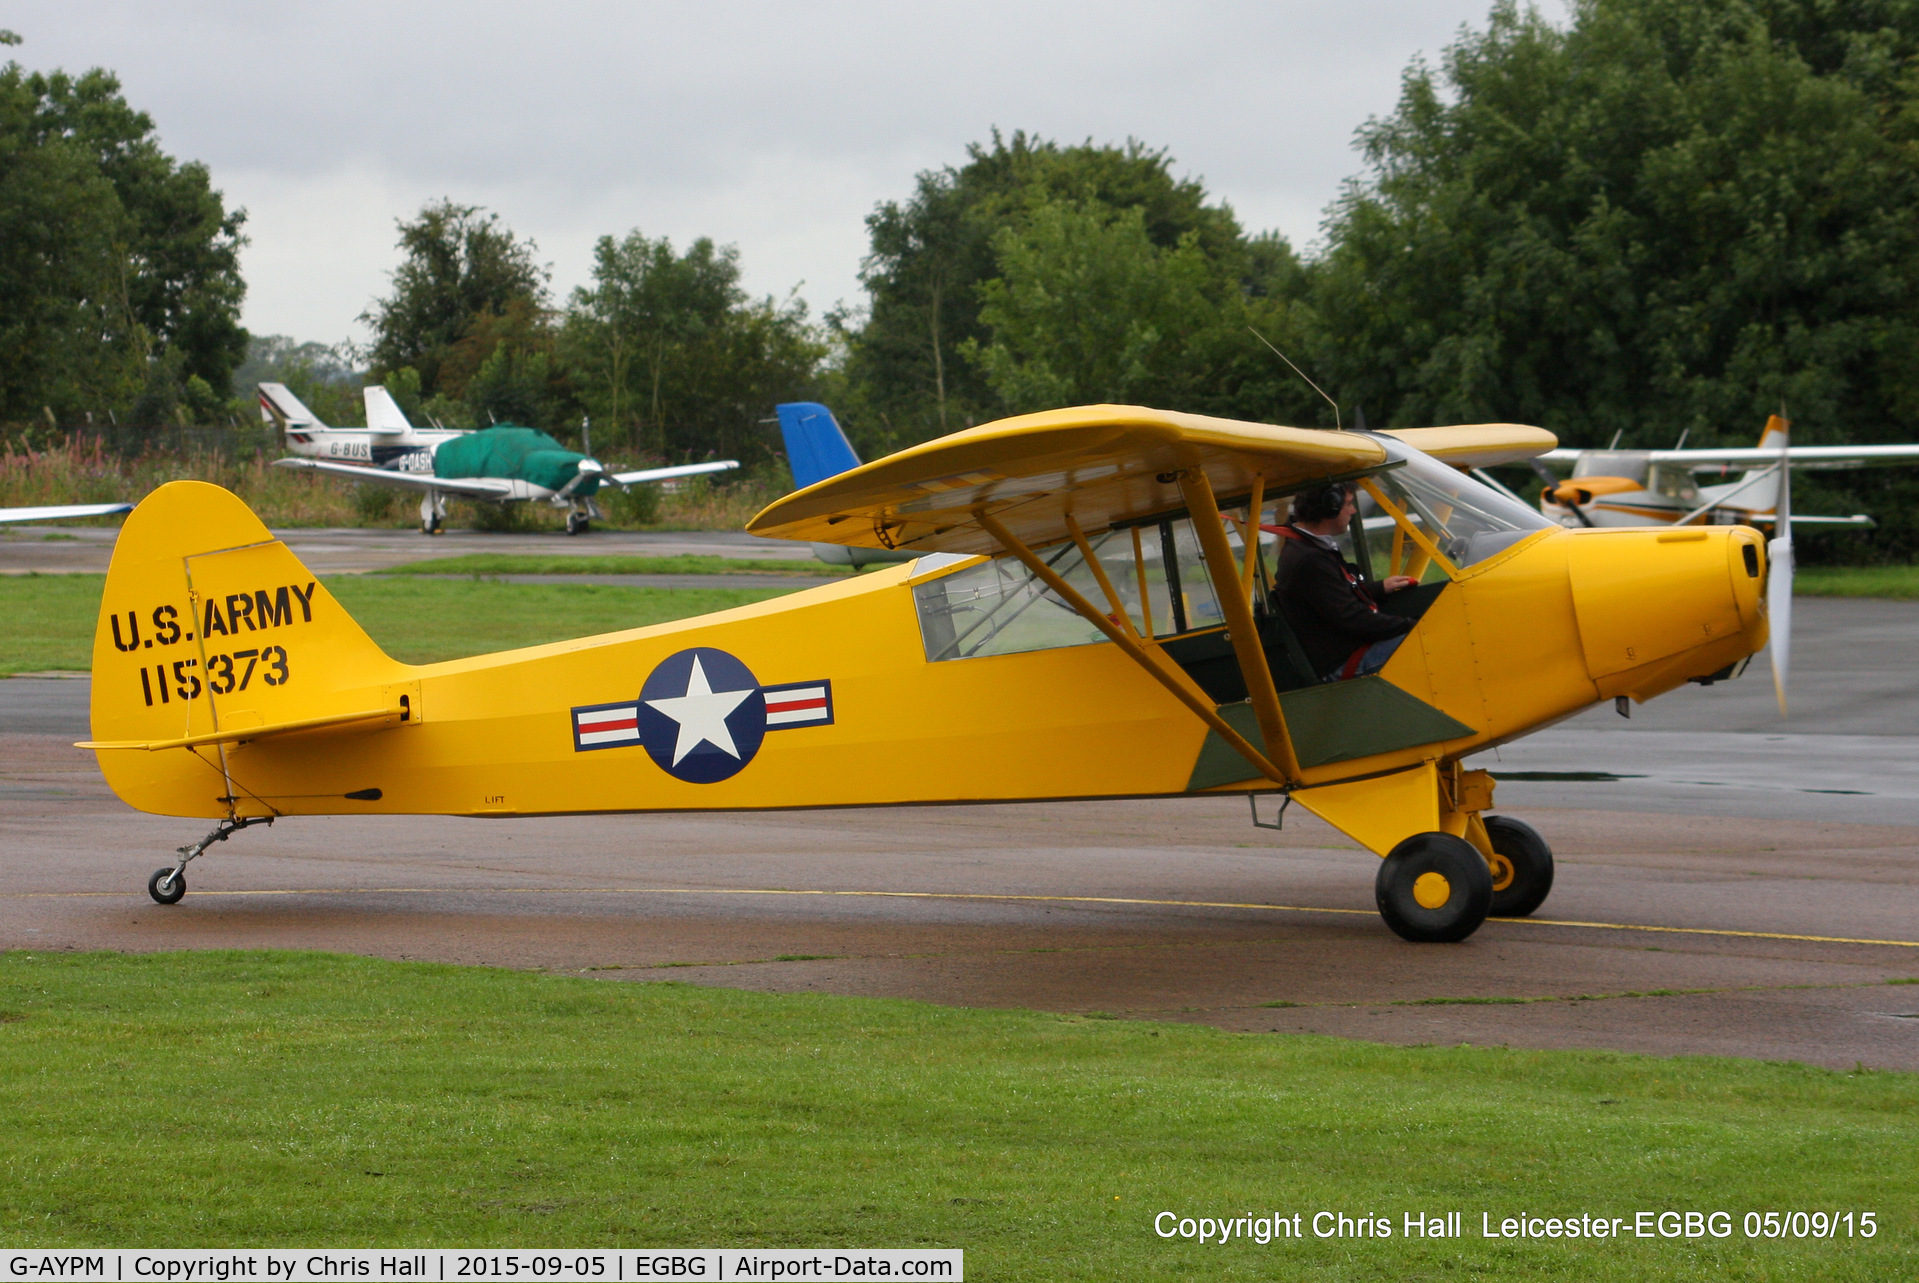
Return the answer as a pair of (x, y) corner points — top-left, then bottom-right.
(83, 406), (1788, 943)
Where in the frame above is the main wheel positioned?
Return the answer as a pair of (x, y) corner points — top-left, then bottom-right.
(1375, 832), (1492, 942)
(565, 512), (589, 535)
(147, 867), (185, 905)
(1484, 815), (1554, 917)
(421, 516), (442, 535)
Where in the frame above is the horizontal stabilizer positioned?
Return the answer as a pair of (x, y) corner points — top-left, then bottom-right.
(79, 705), (400, 752)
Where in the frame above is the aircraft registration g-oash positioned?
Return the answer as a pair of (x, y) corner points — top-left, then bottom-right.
(1533, 414), (1919, 529)
(259, 382), (738, 535)
(84, 405), (1785, 944)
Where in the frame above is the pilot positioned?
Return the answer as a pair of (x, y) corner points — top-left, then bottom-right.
(1270, 481), (1418, 681)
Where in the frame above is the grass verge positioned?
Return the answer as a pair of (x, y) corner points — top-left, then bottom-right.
(0, 950), (1911, 1277)
(0, 575), (795, 673)
(371, 553), (849, 578)
(1795, 565), (1919, 599)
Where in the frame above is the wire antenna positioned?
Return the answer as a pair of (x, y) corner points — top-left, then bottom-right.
(1248, 327), (1340, 430)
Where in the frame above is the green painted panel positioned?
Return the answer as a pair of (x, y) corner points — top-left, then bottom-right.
(1184, 678), (1475, 791)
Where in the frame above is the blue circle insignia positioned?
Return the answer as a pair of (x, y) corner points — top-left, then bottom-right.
(634, 647), (767, 783)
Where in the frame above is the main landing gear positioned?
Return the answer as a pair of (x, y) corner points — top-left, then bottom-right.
(565, 510), (590, 536)
(1372, 816), (1556, 942)
(146, 815), (274, 904)
(419, 489), (447, 535)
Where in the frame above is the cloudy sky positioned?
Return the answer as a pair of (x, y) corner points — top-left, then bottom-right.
(15, 2), (1565, 347)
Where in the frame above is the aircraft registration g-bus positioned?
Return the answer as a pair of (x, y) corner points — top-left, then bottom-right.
(82, 405), (1788, 943)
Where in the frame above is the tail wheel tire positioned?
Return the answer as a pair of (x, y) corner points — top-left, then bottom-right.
(1375, 832), (1492, 943)
(147, 867), (185, 905)
(1485, 815), (1555, 917)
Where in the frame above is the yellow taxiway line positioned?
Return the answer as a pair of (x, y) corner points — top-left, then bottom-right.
(8, 885), (1919, 949)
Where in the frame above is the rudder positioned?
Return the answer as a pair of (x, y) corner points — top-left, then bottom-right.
(89, 481), (411, 817)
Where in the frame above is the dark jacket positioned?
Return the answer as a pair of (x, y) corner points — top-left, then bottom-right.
(1270, 526), (1411, 675)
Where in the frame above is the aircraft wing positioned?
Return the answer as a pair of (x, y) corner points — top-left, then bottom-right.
(746, 404), (1397, 556)
(609, 460), (740, 486)
(272, 457), (515, 499)
(1382, 424), (1558, 467)
(0, 502), (133, 524)
(1536, 443), (1919, 471)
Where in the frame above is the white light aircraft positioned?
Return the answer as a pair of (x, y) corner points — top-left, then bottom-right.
(261, 383), (739, 535)
(1531, 415), (1919, 529)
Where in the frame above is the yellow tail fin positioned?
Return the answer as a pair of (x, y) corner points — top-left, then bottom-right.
(88, 481), (415, 818)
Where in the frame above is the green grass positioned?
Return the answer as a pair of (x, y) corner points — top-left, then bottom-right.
(0, 952), (1911, 1277)
(0, 575), (796, 673)
(1795, 564), (1919, 599)
(372, 553), (849, 578)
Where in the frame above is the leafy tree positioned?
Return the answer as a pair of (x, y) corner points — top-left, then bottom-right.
(963, 200), (1322, 423)
(839, 131), (1313, 448)
(562, 230), (823, 462)
(1314, 0), (1919, 448)
(0, 35), (247, 421)
(362, 201), (549, 400)
(234, 335), (363, 426)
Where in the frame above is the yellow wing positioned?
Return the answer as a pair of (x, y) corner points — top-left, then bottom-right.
(746, 404), (1386, 556)
(1382, 424), (1558, 468)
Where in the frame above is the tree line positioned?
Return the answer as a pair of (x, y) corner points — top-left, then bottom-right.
(7, 1), (1919, 551)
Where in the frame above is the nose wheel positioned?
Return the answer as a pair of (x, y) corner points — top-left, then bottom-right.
(565, 511), (590, 535)
(144, 815), (274, 904)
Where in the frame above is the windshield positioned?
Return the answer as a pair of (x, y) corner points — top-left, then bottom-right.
(1368, 439), (1554, 571)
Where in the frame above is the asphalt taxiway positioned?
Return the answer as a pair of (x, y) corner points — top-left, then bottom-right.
(5, 590), (1917, 1071)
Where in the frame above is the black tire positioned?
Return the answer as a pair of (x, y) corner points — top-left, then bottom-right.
(147, 867), (185, 905)
(1485, 815), (1554, 917)
(565, 513), (588, 536)
(1375, 832), (1492, 943)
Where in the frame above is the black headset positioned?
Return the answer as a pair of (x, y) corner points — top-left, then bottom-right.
(1289, 481), (1350, 525)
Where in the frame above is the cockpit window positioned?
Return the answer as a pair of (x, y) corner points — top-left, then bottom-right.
(1368, 439), (1554, 571)
(912, 515), (1234, 662)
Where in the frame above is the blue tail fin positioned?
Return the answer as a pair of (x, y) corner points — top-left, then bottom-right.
(775, 402), (861, 489)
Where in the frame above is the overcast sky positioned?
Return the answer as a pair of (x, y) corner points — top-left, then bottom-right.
(15, 2), (1566, 348)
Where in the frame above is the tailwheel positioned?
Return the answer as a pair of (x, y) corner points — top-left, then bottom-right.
(1375, 832), (1492, 943)
(1484, 815), (1555, 917)
(147, 867), (185, 904)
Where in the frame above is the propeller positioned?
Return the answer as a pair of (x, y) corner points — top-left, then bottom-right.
(1529, 459), (1594, 526)
(1768, 432), (1793, 717)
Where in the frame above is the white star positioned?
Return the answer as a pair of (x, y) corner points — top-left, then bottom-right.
(644, 656), (754, 767)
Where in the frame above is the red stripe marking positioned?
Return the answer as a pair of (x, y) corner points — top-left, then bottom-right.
(766, 697), (827, 712)
(580, 716), (638, 731)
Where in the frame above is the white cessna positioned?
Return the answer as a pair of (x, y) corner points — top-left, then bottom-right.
(1532, 415), (1919, 530)
(260, 383), (737, 535)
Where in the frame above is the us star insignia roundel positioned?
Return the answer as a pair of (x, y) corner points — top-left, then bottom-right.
(568, 647), (834, 783)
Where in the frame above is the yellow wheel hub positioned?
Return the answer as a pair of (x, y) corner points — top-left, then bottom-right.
(1412, 871), (1452, 910)
(1489, 853), (1515, 892)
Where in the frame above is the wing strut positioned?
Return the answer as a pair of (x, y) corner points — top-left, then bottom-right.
(1175, 469), (1303, 784)
(974, 508), (1294, 788)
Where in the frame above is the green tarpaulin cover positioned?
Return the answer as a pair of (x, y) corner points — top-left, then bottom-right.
(434, 426), (598, 495)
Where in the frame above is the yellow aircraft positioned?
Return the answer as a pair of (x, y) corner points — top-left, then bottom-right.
(81, 406), (1783, 943)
